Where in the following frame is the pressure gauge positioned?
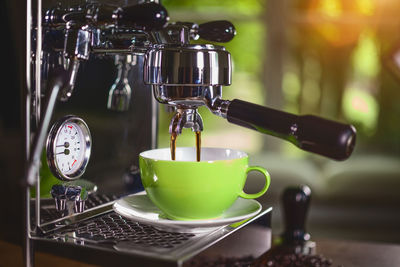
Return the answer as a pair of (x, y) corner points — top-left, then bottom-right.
(46, 115), (91, 181)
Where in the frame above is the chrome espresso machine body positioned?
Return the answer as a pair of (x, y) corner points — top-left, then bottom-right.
(22, 1), (356, 266)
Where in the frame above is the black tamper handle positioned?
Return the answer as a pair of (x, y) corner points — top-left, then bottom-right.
(281, 185), (312, 244)
(198, 20), (236, 42)
(226, 99), (356, 160)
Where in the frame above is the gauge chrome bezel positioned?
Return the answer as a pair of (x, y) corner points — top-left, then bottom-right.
(46, 115), (91, 181)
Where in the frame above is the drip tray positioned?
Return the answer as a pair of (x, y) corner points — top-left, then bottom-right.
(32, 203), (272, 266)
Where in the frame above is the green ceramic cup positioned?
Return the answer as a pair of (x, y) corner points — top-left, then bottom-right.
(139, 147), (271, 220)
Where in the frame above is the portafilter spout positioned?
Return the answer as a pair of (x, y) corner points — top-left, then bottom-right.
(168, 108), (203, 161)
(169, 108), (203, 136)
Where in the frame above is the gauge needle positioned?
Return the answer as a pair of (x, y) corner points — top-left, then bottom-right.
(72, 159), (77, 167)
(56, 142), (70, 148)
(56, 149), (70, 155)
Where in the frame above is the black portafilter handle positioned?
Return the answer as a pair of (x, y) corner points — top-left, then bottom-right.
(281, 185), (312, 244)
(198, 20), (236, 43)
(226, 99), (356, 160)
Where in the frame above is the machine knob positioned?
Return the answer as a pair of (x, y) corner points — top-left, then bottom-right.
(51, 184), (68, 211)
(51, 184), (83, 212)
(198, 20), (236, 42)
(74, 188), (88, 213)
(281, 185), (312, 244)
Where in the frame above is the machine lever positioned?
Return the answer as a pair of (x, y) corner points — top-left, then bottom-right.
(198, 20), (236, 42)
(58, 3), (169, 31)
(113, 2), (169, 30)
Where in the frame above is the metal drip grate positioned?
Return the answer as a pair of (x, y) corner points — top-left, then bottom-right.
(36, 203), (272, 266)
(55, 212), (197, 251)
(37, 194), (119, 223)
(69, 212), (196, 248)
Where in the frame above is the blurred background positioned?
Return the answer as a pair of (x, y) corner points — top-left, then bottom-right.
(159, 0), (400, 244)
(1, 0), (400, 247)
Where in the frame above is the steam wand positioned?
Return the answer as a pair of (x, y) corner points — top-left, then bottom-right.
(107, 55), (132, 112)
(24, 68), (69, 186)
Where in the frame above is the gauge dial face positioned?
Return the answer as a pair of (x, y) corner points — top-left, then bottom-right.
(55, 122), (85, 175)
(47, 116), (91, 181)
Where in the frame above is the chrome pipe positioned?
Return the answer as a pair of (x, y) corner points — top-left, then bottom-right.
(34, 0), (43, 230)
(24, 0), (33, 265)
(25, 73), (64, 187)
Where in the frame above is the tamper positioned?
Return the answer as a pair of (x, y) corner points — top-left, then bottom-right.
(253, 185), (334, 267)
(277, 185), (316, 254)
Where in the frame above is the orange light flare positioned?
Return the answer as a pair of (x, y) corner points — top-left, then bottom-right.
(296, 0), (379, 47)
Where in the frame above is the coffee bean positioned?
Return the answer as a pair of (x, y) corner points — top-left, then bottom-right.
(252, 248), (340, 267)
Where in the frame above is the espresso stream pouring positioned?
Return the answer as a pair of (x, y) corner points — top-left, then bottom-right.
(144, 22), (356, 161)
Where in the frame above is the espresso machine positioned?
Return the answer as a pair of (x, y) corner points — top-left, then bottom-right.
(22, 0), (356, 266)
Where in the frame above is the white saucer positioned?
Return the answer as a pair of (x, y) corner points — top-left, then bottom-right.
(113, 193), (262, 233)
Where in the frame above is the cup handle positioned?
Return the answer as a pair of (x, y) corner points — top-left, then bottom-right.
(238, 166), (271, 199)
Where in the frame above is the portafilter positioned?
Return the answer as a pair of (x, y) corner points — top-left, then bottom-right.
(144, 21), (356, 161)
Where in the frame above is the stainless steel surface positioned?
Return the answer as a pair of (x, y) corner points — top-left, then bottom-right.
(74, 198), (86, 213)
(207, 97), (231, 119)
(64, 22), (91, 60)
(34, 0), (44, 234)
(24, 0), (33, 264)
(25, 79), (62, 187)
(25, 73), (63, 231)
(150, 24), (193, 45)
(54, 196), (67, 211)
(26, 0), (237, 222)
(59, 59), (80, 101)
(152, 83), (231, 133)
(144, 44), (231, 86)
(36, 194), (118, 234)
(31, 200), (272, 266)
(144, 42), (232, 134)
(169, 108), (203, 135)
(152, 85), (220, 107)
(34, 0), (43, 124)
(25, 1), (159, 263)
(50, 184), (82, 212)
